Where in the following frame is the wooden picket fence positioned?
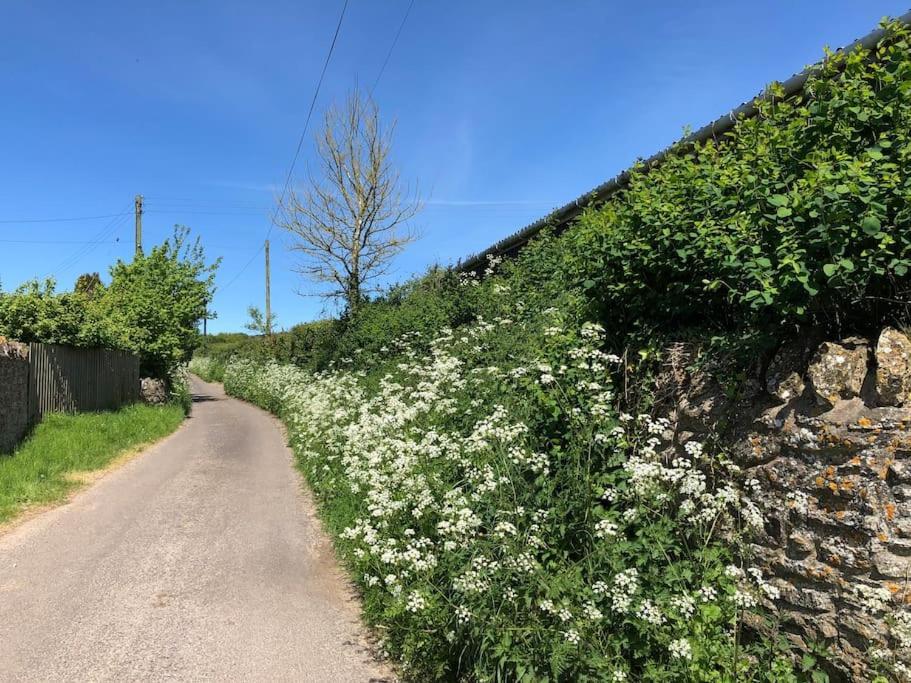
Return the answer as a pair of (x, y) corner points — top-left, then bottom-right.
(27, 342), (140, 421)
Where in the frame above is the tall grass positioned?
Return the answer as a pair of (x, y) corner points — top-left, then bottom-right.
(0, 404), (184, 523)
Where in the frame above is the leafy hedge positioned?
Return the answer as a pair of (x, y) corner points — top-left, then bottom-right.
(223, 20), (911, 375)
(562, 23), (911, 337)
(0, 227), (218, 379)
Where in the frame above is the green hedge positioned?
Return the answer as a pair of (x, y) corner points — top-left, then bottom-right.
(250, 20), (911, 374)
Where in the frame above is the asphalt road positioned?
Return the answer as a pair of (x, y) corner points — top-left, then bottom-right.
(0, 376), (392, 682)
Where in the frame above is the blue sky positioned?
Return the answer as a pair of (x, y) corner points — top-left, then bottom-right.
(1, 1), (908, 333)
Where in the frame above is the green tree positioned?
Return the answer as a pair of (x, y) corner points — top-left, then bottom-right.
(101, 226), (219, 379)
(0, 278), (114, 347)
(243, 305), (277, 336)
(74, 272), (104, 298)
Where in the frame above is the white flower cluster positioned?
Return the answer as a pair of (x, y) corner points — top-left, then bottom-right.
(223, 312), (773, 676)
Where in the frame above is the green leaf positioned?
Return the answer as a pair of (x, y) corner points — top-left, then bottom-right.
(823, 263), (838, 277)
(768, 194), (789, 207)
(776, 207), (792, 218)
(839, 259), (855, 272)
(861, 215), (882, 235)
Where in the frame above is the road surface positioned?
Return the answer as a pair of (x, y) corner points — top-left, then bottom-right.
(0, 377), (391, 682)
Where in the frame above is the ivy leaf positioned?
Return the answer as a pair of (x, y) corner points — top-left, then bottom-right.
(776, 207), (793, 218)
(823, 263), (838, 277)
(839, 259), (855, 272)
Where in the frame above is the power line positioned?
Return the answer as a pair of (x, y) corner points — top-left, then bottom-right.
(371, 0), (415, 96)
(0, 238), (121, 245)
(49, 214), (129, 280)
(269, 0), (350, 232)
(146, 209), (269, 217)
(0, 212), (131, 225)
(219, 0), (349, 294)
(219, 242), (265, 293)
(45, 206), (132, 281)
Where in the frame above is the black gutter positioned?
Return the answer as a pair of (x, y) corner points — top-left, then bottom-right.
(456, 11), (911, 273)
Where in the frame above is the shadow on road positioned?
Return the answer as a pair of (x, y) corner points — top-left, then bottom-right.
(191, 394), (219, 403)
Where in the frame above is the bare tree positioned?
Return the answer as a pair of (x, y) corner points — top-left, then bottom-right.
(277, 88), (421, 314)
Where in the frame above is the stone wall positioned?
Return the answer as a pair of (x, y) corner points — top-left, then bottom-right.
(659, 329), (911, 681)
(0, 340), (30, 453)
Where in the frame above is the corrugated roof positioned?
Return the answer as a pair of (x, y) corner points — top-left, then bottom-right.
(456, 12), (911, 273)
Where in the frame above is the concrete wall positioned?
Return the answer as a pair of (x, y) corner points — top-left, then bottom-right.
(0, 341), (30, 453)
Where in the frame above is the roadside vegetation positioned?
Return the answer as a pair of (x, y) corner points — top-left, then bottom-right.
(0, 226), (219, 384)
(0, 226), (210, 520)
(225, 319), (792, 681)
(198, 20), (911, 681)
(188, 355), (226, 383)
(0, 403), (184, 524)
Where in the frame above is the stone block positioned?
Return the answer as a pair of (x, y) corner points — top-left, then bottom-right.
(875, 327), (911, 406)
(807, 339), (870, 408)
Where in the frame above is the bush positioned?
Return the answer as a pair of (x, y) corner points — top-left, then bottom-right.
(100, 226), (219, 378)
(168, 365), (194, 415)
(508, 21), (911, 344)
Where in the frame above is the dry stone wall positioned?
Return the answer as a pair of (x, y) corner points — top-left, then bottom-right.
(660, 329), (911, 681)
(0, 340), (30, 453)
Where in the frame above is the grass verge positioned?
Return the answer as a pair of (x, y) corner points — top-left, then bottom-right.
(0, 403), (184, 524)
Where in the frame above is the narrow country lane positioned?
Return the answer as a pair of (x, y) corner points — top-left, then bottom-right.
(0, 377), (392, 682)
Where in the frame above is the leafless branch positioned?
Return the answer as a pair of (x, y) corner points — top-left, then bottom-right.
(276, 88), (422, 313)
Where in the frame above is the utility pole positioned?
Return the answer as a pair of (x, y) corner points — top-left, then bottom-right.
(134, 194), (143, 257)
(264, 239), (272, 337)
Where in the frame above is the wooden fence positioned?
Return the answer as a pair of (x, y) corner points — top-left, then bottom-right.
(27, 343), (140, 420)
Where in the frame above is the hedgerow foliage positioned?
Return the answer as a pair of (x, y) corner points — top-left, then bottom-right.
(558, 21), (911, 338)
(215, 20), (911, 681)
(0, 226), (218, 378)
(241, 20), (911, 371)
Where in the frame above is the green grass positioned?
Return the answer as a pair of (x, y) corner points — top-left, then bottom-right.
(0, 403), (185, 524)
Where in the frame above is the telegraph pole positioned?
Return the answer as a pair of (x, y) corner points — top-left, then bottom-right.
(134, 194), (143, 257)
(264, 239), (272, 337)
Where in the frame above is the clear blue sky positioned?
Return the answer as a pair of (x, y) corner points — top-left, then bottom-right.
(1, 1), (908, 333)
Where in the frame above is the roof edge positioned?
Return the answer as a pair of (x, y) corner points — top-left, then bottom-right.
(456, 12), (911, 273)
